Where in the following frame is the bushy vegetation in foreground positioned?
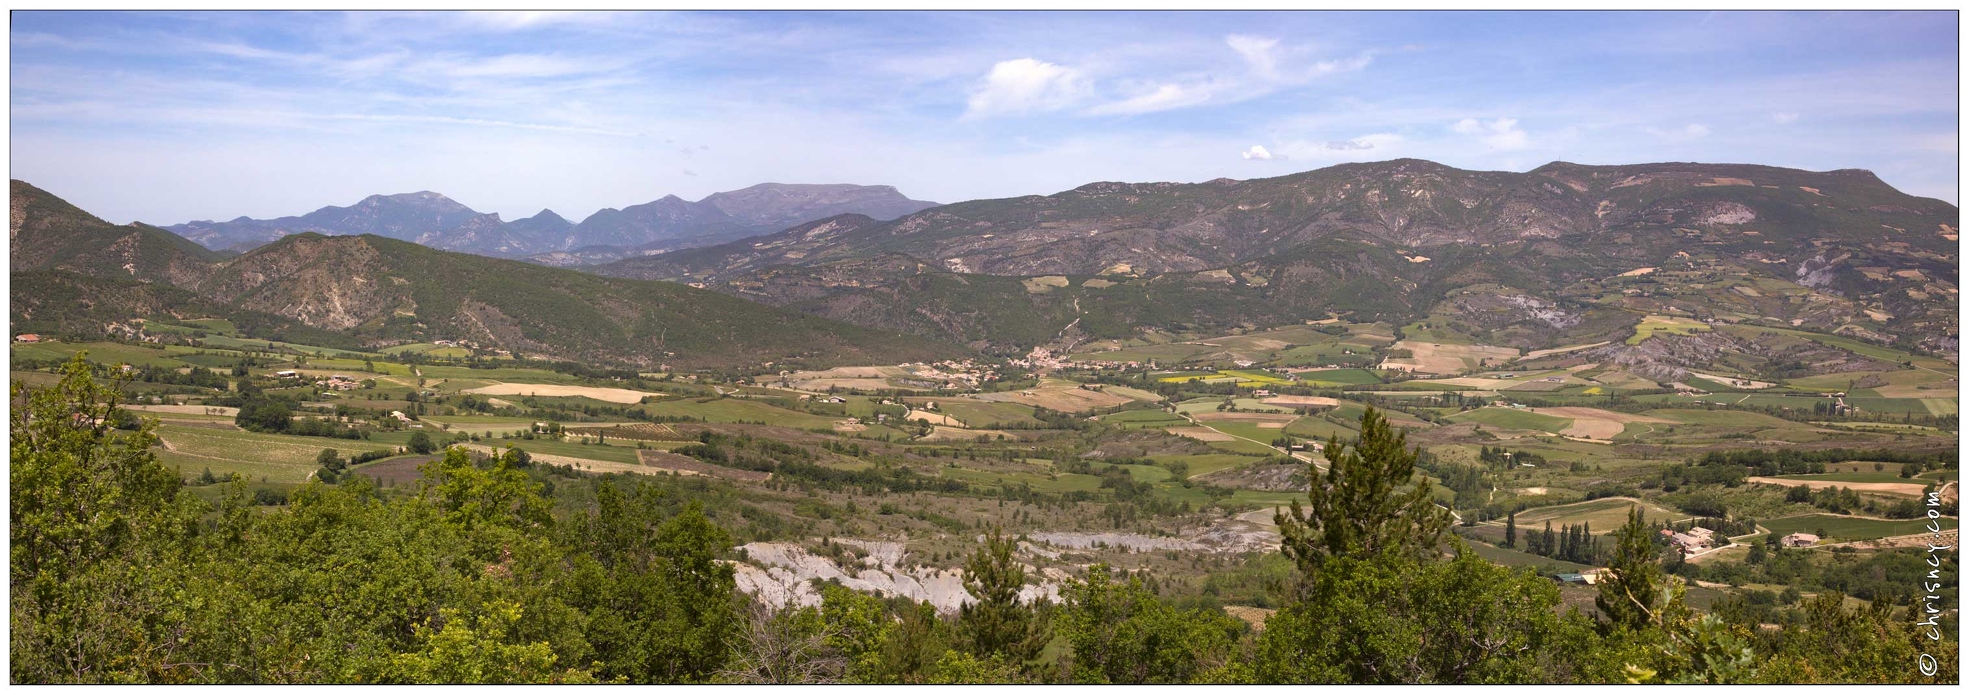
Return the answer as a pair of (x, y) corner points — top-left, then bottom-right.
(10, 357), (1957, 683)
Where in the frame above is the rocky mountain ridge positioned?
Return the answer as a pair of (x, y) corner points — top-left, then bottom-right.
(163, 183), (938, 260)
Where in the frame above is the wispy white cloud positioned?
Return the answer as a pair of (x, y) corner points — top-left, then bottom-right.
(1451, 117), (1530, 150)
(461, 11), (623, 31)
(1226, 34), (1281, 78)
(972, 34), (1370, 119)
(1088, 82), (1215, 116)
(1645, 123), (1712, 141)
(1312, 54), (1373, 76)
(8, 10), (1957, 222)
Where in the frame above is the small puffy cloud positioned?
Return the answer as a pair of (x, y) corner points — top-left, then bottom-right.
(1451, 117), (1529, 150)
(1241, 145), (1285, 161)
(1772, 112), (1800, 124)
(964, 58), (1085, 118)
(1324, 139), (1375, 150)
(1645, 123), (1712, 141)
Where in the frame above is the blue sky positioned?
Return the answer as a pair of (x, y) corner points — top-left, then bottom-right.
(10, 10), (1959, 225)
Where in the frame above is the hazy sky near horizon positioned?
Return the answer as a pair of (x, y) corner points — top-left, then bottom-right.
(10, 10), (1960, 224)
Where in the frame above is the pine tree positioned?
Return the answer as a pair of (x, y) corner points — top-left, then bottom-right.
(1598, 507), (1668, 631)
(1277, 407), (1451, 574)
(1503, 511), (1517, 549)
(958, 527), (1049, 665)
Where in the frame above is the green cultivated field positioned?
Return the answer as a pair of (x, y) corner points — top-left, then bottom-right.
(1101, 409), (1190, 429)
(1771, 471), (1934, 485)
(1760, 514), (1956, 542)
(1450, 407), (1572, 433)
(13, 342), (195, 368)
(1149, 453), (1267, 478)
(1646, 409), (1798, 428)
(638, 397), (843, 429)
(153, 423), (391, 484)
(938, 400), (1041, 428)
(1461, 537), (1593, 572)
(1291, 368), (1383, 386)
(1627, 315), (1711, 344)
(1511, 497), (1687, 530)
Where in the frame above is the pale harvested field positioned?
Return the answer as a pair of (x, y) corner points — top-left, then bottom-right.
(1255, 422), (1288, 429)
(906, 409), (963, 426)
(1523, 342), (1611, 359)
(1587, 368), (1664, 390)
(785, 366), (926, 392)
(918, 426), (1016, 442)
(1191, 412), (1299, 425)
(1261, 395), (1340, 408)
(1103, 385), (1165, 402)
(1380, 341), (1520, 375)
(637, 449), (772, 482)
(1167, 426), (1235, 442)
(1022, 276), (1070, 292)
(1861, 371), (1958, 399)
(1746, 477), (1929, 497)
(465, 382), (659, 404)
(460, 443), (649, 475)
(1533, 407), (1674, 423)
(1560, 419), (1624, 439)
(1530, 406), (1672, 440)
(125, 404), (240, 416)
(1224, 606), (1278, 631)
(974, 387), (1132, 412)
(789, 366), (903, 379)
(1830, 530), (1960, 551)
(1688, 371), (1775, 389)
(797, 378), (906, 391)
(1430, 377), (1523, 389)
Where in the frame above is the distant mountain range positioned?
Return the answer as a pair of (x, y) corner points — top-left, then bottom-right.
(12, 180), (958, 368)
(15, 157), (1961, 366)
(162, 183), (938, 262)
